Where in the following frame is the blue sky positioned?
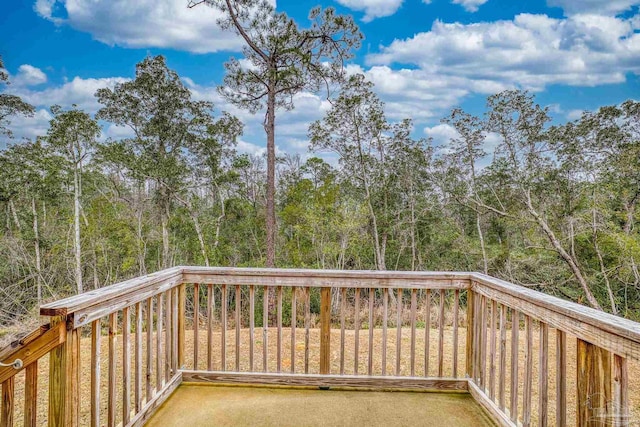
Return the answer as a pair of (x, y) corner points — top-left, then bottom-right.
(1, 0), (639, 154)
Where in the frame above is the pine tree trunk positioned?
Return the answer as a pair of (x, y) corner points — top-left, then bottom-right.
(265, 90), (277, 268)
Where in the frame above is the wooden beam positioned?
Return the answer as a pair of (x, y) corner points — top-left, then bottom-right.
(0, 321), (65, 384)
(181, 371), (469, 392)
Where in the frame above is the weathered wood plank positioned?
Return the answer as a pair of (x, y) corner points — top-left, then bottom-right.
(538, 322), (548, 427)
(438, 289), (445, 377)
(499, 304), (506, 411)
(382, 287), (388, 376)
(368, 288), (374, 376)
(556, 329), (566, 427)
(305, 287), (310, 374)
(396, 288), (402, 376)
(129, 372), (182, 427)
(523, 315), (533, 427)
(510, 309), (519, 423)
(468, 380), (517, 427)
(193, 284), (199, 370)
(24, 361), (38, 427)
(426, 289), (431, 377)
(453, 289), (459, 378)
(135, 302), (143, 413)
(107, 313), (116, 427)
(164, 291), (171, 384)
(613, 354), (628, 427)
(320, 287), (331, 375)
(221, 284), (227, 372)
(410, 289), (417, 377)
(2, 377), (14, 427)
(277, 286), (282, 373)
(177, 284), (185, 369)
(207, 284), (213, 371)
(183, 267), (470, 291)
(146, 297), (153, 401)
(577, 339), (611, 427)
(354, 288), (360, 375)
(48, 315), (75, 427)
(40, 267), (182, 317)
(263, 286), (268, 373)
(480, 294), (487, 387)
(181, 370), (470, 392)
(91, 320), (100, 427)
(249, 285), (255, 372)
(340, 287), (346, 375)
(123, 306), (131, 425)
(291, 286), (297, 374)
(0, 321), (65, 384)
(156, 293), (163, 391)
(236, 285), (242, 372)
(489, 299), (497, 400)
(172, 287), (178, 374)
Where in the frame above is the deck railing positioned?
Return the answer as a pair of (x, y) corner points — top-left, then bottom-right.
(1, 267), (639, 426)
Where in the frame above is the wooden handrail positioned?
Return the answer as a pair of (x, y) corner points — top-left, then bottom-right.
(472, 273), (640, 359)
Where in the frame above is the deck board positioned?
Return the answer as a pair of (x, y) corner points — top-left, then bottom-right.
(145, 384), (496, 426)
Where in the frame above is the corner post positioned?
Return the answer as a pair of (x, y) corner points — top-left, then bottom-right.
(48, 315), (79, 427)
(577, 339), (611, 427)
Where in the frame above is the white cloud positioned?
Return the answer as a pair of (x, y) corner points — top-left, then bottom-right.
(452, 0), (488, 13)
(13, 65), (48, 86)
(346, 64), (505, 121)
(567, 109), (585, 120)
(8, 76), (129, 113)
(335, 0), (404, 22)
(35, 0), (246, 53)
(367, 14), (640, 93)
(424, 123), (459, 146)
(0, 109), (53, 147)
(547, 0), (640, 16)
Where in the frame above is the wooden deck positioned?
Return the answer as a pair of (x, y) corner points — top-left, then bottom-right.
(145, 384), (496, 427)
(2, 266), (640, 426)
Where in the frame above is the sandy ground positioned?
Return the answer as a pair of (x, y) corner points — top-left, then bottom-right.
(5, 324), (640, 426)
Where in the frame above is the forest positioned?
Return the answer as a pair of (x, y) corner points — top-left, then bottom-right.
(0, 6), (639, 336)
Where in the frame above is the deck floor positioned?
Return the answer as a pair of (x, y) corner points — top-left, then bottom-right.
(145, 384), (496, 426)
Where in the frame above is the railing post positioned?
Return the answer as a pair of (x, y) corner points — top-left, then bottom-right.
(577, 339), (611, 427)
(48, 315), (79, 427)
(465, 288), (475, 379)
(320, 287), (331, 375)
(178, 283), (186, 369)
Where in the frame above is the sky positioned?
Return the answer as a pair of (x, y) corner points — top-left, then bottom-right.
(0, 0), (639, 155)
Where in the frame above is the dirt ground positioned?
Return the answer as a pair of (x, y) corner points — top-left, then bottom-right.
(6, 325), (640, 426)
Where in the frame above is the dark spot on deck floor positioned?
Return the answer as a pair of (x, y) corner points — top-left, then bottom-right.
(146, 385), (496, 426)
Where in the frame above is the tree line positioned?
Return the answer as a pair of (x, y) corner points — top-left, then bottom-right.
(0, 14), (639, 330)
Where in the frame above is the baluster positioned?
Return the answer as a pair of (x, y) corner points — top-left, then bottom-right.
(410, 289), (417, 377)
(194, 284), (200, 370)
(90, 320), (100, 427)
(396, 288), (402, 376)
